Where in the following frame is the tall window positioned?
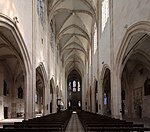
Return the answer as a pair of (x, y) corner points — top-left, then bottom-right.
(35, 92), (38, 103)
(78, 81), (80, 92)
(102, 0), (109, 32)
(73, 80), (76, 92)
(104, 93), (107, 105)
(37, 0), (44, 23)
(69, 82), (71, 90)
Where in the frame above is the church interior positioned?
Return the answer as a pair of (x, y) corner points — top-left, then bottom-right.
(0, 0), (150, 131)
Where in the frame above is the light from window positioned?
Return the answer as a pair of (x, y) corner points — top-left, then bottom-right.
(73, 80), (76, 92)
(94, 24), (97, 54)
(73, 87), (76, 92)
(102, 0), (109, 32)
(69, 82), (71, 90)
(78, 101), (81, 107)
(104, 93), (107, 105)
(68, 101), (71, 107)
(35, 92), (38, 103)
(73, 80), (76, 87)
(78, 81), (80, 92)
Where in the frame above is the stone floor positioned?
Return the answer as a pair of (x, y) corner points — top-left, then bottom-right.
(65, 111), (85, 132)
(0, 118), (23, 128)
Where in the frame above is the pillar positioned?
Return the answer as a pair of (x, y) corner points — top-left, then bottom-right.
(24, 71), (34, 119)
(111, 71), (122, 119)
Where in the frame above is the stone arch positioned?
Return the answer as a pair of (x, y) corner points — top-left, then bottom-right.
(35, 62), (48, 116)
(37, 62), (48, 85)
(100, 65), (111, 116)
(116, 21), (150, 119)
(115, 21), (150, 77)
(100, 64), (110, 79)
(0, 14), (31, 119)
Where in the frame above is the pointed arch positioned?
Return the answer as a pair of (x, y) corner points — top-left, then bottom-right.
(37, 62), (48, 86)
(100, 65), (111, 116)
(115, 21), (150, 77)
(0, 14), (31, 74)
(100, 64), (111, 81)
(0, 14), (32, 119)
(50, 77), (55, 94)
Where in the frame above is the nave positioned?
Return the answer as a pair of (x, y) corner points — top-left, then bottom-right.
(0, 110), (150, 132)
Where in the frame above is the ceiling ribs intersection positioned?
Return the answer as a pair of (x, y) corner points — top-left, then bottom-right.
(50, 0), (97, 76)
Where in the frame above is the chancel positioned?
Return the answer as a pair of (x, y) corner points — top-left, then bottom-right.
(0, 0), (150, 131)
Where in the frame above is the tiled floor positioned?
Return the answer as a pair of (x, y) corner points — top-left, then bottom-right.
(65, 112), (85, 132)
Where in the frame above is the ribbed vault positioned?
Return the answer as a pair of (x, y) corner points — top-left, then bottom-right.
(49, 0), (97, 76)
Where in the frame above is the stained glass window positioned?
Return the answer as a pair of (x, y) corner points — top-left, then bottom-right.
(69, 82), (71, 90)
(73, 80), (76, 87)
(73, 80), (76, 92)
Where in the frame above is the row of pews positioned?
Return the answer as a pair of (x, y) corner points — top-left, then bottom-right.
(77, 110), (150, 132)
(1, 109), (72, 132)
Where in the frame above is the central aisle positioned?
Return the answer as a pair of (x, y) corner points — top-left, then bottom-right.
(65, 111), (85, 132)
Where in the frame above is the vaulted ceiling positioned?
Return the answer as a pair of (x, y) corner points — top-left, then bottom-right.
(49, 0), (97, 77)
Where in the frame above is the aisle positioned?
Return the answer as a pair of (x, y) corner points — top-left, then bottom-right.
(65, 111), (85, 132)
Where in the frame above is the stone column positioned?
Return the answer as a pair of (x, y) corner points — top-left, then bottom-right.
(53, 93), (57, 113)
(24, 71), (34, 119)
(109, 0), (121, 119)
(111, 71), (122, 119)
(98, 79), (103, 114)
(97, 0), (102, 114)
(44, 82), (49, 115)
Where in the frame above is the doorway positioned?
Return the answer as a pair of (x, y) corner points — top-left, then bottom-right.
(4, 107), (8, 119)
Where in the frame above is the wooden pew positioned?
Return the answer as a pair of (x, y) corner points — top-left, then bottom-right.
(77, 110), (150, 132)
(86, 127), (150, 132)
(3, 109), (72, 132)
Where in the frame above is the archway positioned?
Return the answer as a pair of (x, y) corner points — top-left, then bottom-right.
(121, 33), (150, 119)
(0, 15), (31, 120)
(67, 70), (82, 111)
(35, 66), (45, 116)
(102, 68), (111, 116)
(115, 22), (150, 119)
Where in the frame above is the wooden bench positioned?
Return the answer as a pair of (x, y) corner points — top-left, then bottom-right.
(2, 109), (72, 132)
(77, 110), (150, 132)
(86, 127), (150, 132)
